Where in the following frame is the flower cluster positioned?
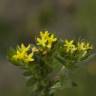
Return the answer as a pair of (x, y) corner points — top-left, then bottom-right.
(12, 44), (34, 63)
(11, 31), (57, 64)
(64, 40), (93, 56)
(10, 31), (93, 64)
(37, 31), (57, 49)
(8, 31), (94, 96)
(64, 40), (77, 54)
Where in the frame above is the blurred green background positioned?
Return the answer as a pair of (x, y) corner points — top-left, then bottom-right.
(0, 0), (96, 96)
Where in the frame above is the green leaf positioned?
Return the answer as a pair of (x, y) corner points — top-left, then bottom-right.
(55, 55), (66, 65)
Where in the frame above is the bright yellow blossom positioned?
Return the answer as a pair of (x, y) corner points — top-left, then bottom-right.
(47, 34), (57, 48)
(36, 31), (57, 49)
(37, 37), (47, 47)
(37, 31), (50, 47)
(17, 43), (31, 53)
(12, 44), (34, 63)
(40, 31), (49, 39)
(77, 42), (93, 51)
(64, 40), (77, 53)
(77, 42), (93, 57)
(13, 50), (26, 60)
(24, 52), (34, 63)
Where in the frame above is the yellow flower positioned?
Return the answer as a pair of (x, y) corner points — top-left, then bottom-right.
(77, 42), (93, 57)
(12, 44), (34, 63)
(17, 43), (31, 53)
(47, 34), (57, 48)
(77, 42), (93, 51)
(13, 50), (26, 60)
(36, 31), (57, 49)
(37, 31), (49, 47)
(40, 31), (49, 39)
(37, 37), (47, 47)
(24, 52), (34, 63)
(64, 40), (77, 53)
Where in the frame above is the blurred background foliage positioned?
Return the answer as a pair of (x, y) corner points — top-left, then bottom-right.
(0, 0), (96, 96)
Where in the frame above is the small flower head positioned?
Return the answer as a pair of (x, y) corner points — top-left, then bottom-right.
(64, 40), (77, 54)
(12, 44), (34, 63)
(24, 52), (34, 63)
(40, 31), (49, 39)
(47, 34), (57, 48)
(77, 42), (93, 51)
(37, 31), (48, 47)
(18, 43), (31, 53)
(36, 31), (57, 49)
(77, 42), (93, 56)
